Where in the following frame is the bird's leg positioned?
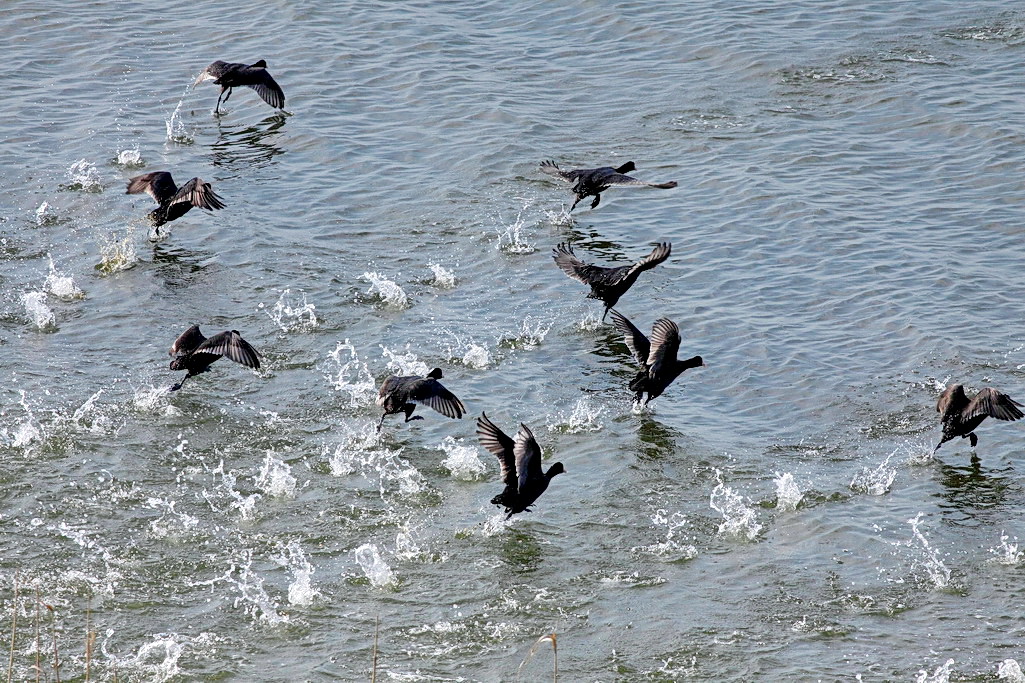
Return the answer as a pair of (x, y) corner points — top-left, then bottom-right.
(569, 195), (581, 212)
(403, 403), (423, 422)
(170, 373), (192, 392)
(969, 432), (978, 448)
(377, 412), (387, 432)
(602, 306), (610, 322)
(214, 87), (227, 115)
(590, 194), (601, 209)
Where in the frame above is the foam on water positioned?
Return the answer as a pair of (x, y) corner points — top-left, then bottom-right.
(427, 262), (456, 288)
(65, 158), (103, 192)
(97, 228), (138, 275)
(114, 147), (145, 167)
(44, 254), (84, 300)
(165, 85), (194, 144)
(906, 512), (951, 589)
(709, 470), (762, 541)
(381, 344), (430, 377)
(773, 472), (803, 511)
(362, 271), (409, 309)
(632, 508), (698, 561)
(22, 291), (55, 330)
(354, 543), (397, 588)
(266, 288), (318, 332)
(547, 396), (606, 433)
(34, 201), (62, 226)
(850, 451), (897, 495)
(916, 658), (954, 683)
(998, 660), (1025, 682)
(324, 340), (377, 407)
(437, 435), (487, 480)
(255, 451), (298, 498)
(107, 634), (192, 682)
(987, 531), (1022, 566)
(273, 539), (321, 606)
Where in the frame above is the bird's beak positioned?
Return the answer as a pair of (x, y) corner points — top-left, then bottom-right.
(193, 71), (214, 86)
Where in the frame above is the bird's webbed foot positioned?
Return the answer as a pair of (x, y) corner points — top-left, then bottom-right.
(969, 432), (978, 448)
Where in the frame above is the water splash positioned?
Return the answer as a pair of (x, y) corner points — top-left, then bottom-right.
(547, 396), (606, 433)
(326, 422), (426, 497)
(362, 271), (409, 309)
(205, 460), (262, 520)
(502, 315), (553, 350)
(198, 551), (288, 626)
(907, 512), (951, 589)
(632, 508), (698, 561)
(437, 436), (487, 480)
(64, 159), (103, 192)
(915, 658), (954, 683)
(354, 543), (397, 588)
(68, 389), (112, 434)
(165, 84), (194, 144)
(22, 291), (55, 330)
(495, 202), (536, 254)
(97, 228), (138, 275)
(132, 383), (179, 416)
(987, 531), (1023, 566)
(427, 262), (456, 288)
(575, 309), (602, 332)
(273, 539), (320, 606)
(324, 340), (377, 407)
(113, 634), (190, 682)
(998, 659), (1025, 682)
(255, 451), (297, 498)
(850, 452), (896, 495)
(146, 497), (201, 540)
(35, 201), (62, 226)
(6, 391), (43, 449)
(773, 472), (803, 511)
(440, 330), (493, 369)
(114, 147), (145, 167)
(44, 254), (84, 300)
(709, 470), (761, 541)
(266, 288), (318, 332)
(381, 344), (430, 377)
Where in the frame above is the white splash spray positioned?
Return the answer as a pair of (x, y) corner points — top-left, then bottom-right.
(987, 531), (1023, 566)
(165, 84), (194, 144)
(66, 159), (103, 192)
(354, 543), (396, 588)
(907, 512), (951, 589)
(115, 147), (144, 167)
(35, 201), (61, 226)
(97, 228), (138, 274)
(380, 344), (430, 377)
(362, 271), (409, 308)
(266, 288), (318, 332)
(548, 396), (606, 433)
(709, 470), (762, 541)
(850, 451), (896, 495)
(22, 291), (55, 330)
(44, 254), (84, 300)
(324, 340), (377, 407)
(427, 263), (456, 288)
(773, 472), (803, 511)
(437, 436), (487, 480)
(255, 452), (297, 498)
(915, 658), (954, 683)
(495, 202), (536, 254)
(998, 659), (1025, 682)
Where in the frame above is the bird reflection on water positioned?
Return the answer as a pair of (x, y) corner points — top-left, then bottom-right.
(210, 115), (289, 170)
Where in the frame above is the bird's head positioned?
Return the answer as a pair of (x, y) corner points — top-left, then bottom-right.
(546, 462), (566, 477)
(427, 367), (444, 379)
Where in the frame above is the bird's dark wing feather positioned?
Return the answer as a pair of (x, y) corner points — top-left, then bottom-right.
(625, 242), (672, 279)
(647, 318), (681, 374)
(168, 177), (225, 211)
(513, 423), (543, 493)
(965, 388), (1024, 422)
(195, 330), (260, 368)
(410, 379), (465, 419)
(602, 172), (678, 189)
(169, 324), (206, 356)
(476, 413), (517, 489)
(539, 160), (581, 183)
(247, 69), (285, 109)
(127, 172), (178, 204)
(609, 309), (650, 366)
(552, 243), (614, 285)
(936, 384), (965, 415)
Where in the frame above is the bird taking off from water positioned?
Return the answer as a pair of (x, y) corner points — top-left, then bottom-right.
(553, 242), (671, 321)
(539, 160), (677, 211)
(376, 368), (465, 431)
(126, 172), (225, 232)
(195, 60), (286, 115)
(609, 310), (703, 409)
(168, 326), (261, 392)
(476, 413), (565, 520)
(934, 384), (1023, 453)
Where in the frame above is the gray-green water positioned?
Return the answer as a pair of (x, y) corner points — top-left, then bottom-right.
(2, 1), (1025, 680)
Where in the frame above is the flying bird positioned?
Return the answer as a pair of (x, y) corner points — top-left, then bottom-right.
(126, 172), (225, 231)
(168, 325), (260, 392)
(553, 242), (671, 321)
(539, 159), (677, 211)
(195, 59), (286, 115)
(476, 413), (565, 519)
(609, 310), (703, 409)
(934, 384), (1023, 453)
(376, 368), (465, 431)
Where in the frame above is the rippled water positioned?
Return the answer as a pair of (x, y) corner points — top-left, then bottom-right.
(3, 0), (1025, 680)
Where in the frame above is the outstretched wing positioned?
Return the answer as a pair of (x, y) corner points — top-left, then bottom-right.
(539, 160), (581, 183)
(168, 177), (225, 211)
(477, 413), (516, 489)
(195, 330), (260, 368)
(127, 172), (178, 205)
(647, 318), (681, 375)
(513, 423), (543, 493)
(411, 379), (465, 419)
(625, 242), (672, 279)
(601, 172), (678, 189)
(609, 309), (650, 367)
(552, 243), (611, 285)
(936, 384), (964, 415)
(246, 68), (286, 109)
(169, 324), (206, 357)
(965, 388), (1024, 422)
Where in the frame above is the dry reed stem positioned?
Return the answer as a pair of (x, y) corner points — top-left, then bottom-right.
(371, 614), (380, 683)
(46, 603), (59, 683)
(517, 631), (558, 683)
(85, 597), (94, 683)
(7, 572), (18, 683)
(33, 588), (40, 683)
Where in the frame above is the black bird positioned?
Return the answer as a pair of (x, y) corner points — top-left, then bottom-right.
(539, 159), (677, 211)
(126, 172), (225, 230)
(934, 384), (1024, 453)
(195, 59), (286, 115)
(609, 310), (703, 408)
(376, 368), (465, 431)
(168, 325), (260, 392)
(476, 413), (565, 519)
(553, 242), (672, 321)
